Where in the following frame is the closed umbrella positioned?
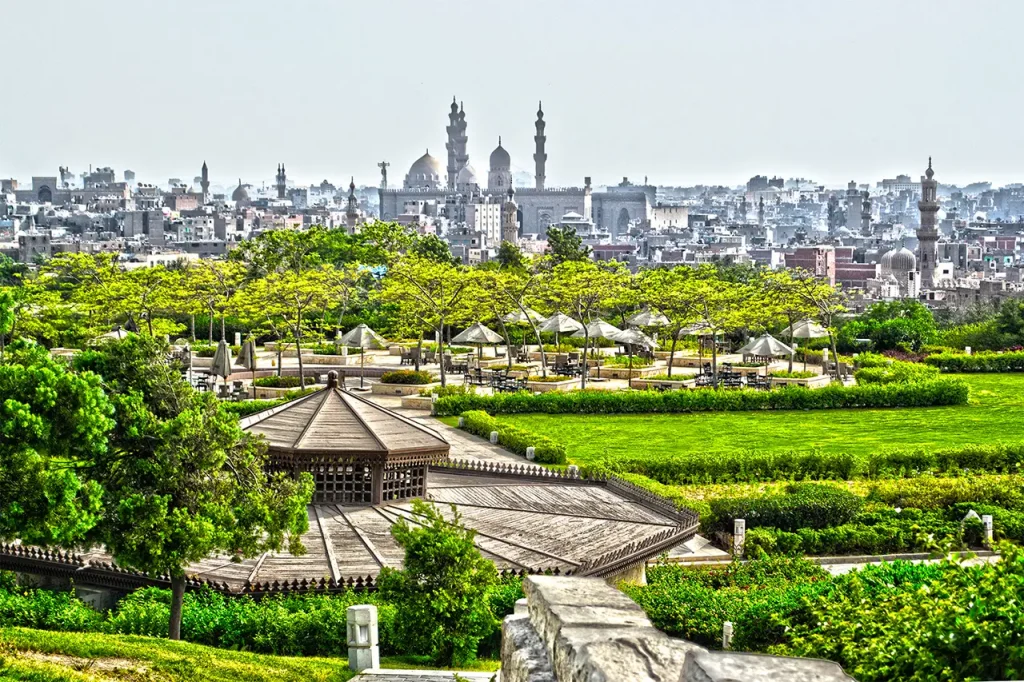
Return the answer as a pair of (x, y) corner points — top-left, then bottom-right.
(571, 319), (622, 384)
(210, 339), (234, 389)
(453, 322), (504, 363)
(339, 324), (388, 390)
(237, 337), (258, 394)
(613, 328), (656, 374)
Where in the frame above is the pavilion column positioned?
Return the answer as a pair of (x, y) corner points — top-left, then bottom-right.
(371, 463), (385, 505)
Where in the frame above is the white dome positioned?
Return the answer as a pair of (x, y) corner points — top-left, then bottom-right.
(881, 247), (916, 275)
(456, 164), (479, 187)
(405, 151), (444, 188)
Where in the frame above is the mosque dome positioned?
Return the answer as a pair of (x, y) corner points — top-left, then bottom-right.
(406, 150), (444, 188)
(232, 180), (249, 203)
(489, 139), (511, 170)
(881, 246), (916, 275)
(456, 163), (479, 188)
(835, 226), (854, 239)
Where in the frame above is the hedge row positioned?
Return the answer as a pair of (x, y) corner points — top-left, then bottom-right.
(705, 484), (863, 534)
(854, 361), (939, 385)
(252, 374), (320, 388)
(924, 350), (1024, 372)
(594, 441), (1024, 486)
(380, 370), (433, 385)
(434, 378), (969, 416)
(460, 410), (567, 465)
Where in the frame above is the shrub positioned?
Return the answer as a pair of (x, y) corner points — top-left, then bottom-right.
(768, 370), (816, 379)
(380, 370), (433, 385)
(705, 483), (863, 534)
(867, 474), (1024, 510)
(418, 384), (474, 398)
(252, 375), (319, 388)
(433, 378), (970, 416)
(603, 356), (653, 368)
(526, 375), (573, 382)
(854, 360), (939, 385)
(221, 398), (286, 417)
(0, 584), (105, 632)
(460, 411), (567, 464)
(310, 344), (363, 355)
(924, 350), (1024, 372)
(193, 344), (241, 358)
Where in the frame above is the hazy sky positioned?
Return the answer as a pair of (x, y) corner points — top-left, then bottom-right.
(2, 0), (1022, 190)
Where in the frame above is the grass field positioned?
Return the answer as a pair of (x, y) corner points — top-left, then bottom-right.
(500, 374), (1024, 464)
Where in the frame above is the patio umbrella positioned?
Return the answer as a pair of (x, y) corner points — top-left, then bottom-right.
(738, 334), (794, 358)
(538, 312), (583, 348)
(571, 319), (622, 383)
(627, 307), (670, 328)
(339, 324), (388, 390)
(210, 339), (234, 388)
(613, 328), (656, 374)
(453, 322), (504, 363)
(785, 320), (829, 371)
(503, 308), (546, 324)
(237, 337), (258, 393)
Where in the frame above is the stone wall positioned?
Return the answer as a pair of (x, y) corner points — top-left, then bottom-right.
(501, 575), (856, 682)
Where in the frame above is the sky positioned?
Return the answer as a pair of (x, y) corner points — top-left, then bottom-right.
(2, 0), (1022, 190)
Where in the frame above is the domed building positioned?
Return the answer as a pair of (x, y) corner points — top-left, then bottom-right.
(403, 150), (445, 190)
(880, 246), (919, 298)
(488, 137), (511, 192)
(232, 179), (249, 206)
(456, 163), (480, 194)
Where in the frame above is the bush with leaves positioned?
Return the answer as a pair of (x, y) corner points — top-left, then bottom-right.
(380, 370), (433, 385)
(376, 499), (498, 667)
(705, 483), (863, 534)
(459, 411), (566, 464)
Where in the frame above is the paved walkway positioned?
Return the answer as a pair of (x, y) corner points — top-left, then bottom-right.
(352, 671), (496, 681)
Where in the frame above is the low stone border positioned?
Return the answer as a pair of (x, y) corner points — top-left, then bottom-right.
(371, 382), (440, 396)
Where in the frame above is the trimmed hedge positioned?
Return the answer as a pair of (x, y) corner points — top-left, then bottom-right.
(434, 378), (970, 416)
(380, 370), (433, 385)
(460, 410), (567, 464)
(854, 360), (939, 385)
(252, 375), (319, 388)
(705, 483), (862, 534)
(925, 350), (1024, 372)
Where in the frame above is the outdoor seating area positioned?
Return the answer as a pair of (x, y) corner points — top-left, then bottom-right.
(463, 367), (528, 392)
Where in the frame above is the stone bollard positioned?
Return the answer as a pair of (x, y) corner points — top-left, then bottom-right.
(567, 465), (579, 478)
(346, 604), (379, 672)
(965, 346), (972, 356)
(722, 621), (733, 650)
(733, 519), (746, 558)
(458, 416), (465, 427)
(513, 597), (529, 616)
(234, 332), (242, 347)
(982, 514), (994, 547)
(526, 446), (536, 461)
(490, 431), (500, 444)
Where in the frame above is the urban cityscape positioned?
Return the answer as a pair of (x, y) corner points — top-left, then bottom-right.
(1, 2), (1022, 682)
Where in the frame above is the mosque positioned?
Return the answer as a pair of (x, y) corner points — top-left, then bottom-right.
(378, 99), (654, 241)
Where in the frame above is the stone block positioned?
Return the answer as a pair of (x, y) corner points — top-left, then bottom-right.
(681, 650), (856, 682)
(502, 614), (556, 682)
(347, 604), (380, 672)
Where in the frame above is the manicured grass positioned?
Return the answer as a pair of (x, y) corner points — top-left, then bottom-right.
(0, 627), (355, 681)
(499, 374), (1024, 464)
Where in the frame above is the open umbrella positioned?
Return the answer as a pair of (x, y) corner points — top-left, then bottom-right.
(613, 328), (656, 375)
(210, 339), (234, 389)
(571, 319), (622, 384)
(738, 334), (794, 358)
(503, 308), (546, 324)
(237, 337), (258, 395)
(452, 322), (505, 363)
(538, 312), (583, 348)
(785, 320), (829, 371)
(627, 307), (670, 328)
(339, 324), (388, 390)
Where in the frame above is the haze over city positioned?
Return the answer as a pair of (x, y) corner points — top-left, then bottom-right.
(3, 0), (1023, 187)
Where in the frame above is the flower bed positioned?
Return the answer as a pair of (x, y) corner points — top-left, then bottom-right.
(433, 377), (969, 416)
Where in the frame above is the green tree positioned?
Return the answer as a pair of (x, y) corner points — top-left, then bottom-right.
(840, 300), (936, 352)
(637, 267), (698, 377)
(544, 225), (591, 264)
(73, 336), (313, 640)
(495, 241), (528, 271)
(687, 267), (751, 387)
(763, 270), (819, 371)
(377, 499), (498, 667)
(0, 254), (28, 286)
(790, 271), (847, 377)
(410, 233), (459, 265)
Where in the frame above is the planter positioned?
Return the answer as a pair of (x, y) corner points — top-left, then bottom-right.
(301, 354), (362, 366)
(191, 357), (213, 369)
(371, 381), (440, 396)
(630, 377), (696, 390)
(671, 354), (742, 368)
(525, 378), (579, 393)
(388, 345), (406, 356)
(253, 384), (321, 399)
(400, 395), (435, 410)
(726, 365), (769, 376)
(264, 342), (295, 352)
(769, 374), (832, 389)
(599, 365), (660, 380)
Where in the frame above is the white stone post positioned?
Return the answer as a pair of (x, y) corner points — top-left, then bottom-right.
(733, 519), (746, 558)
(982, 514), (994, 547)
(458, 416), (465, 427)
(567, 464), (579, 478)
(513, 597), (529, 616)
(965, 346), (972, 356)
(722, 621), (734, 650)
(341, 344), (349, 356)
(526, 446), (536, 461)
(234, 332), (242, 347)
(490, 431), (499, 444)
(346, 604), (380, 672)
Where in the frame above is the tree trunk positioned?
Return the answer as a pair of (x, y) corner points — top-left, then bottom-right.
(189, 314), (195, 342)
(828, 331), (840, 381)
(208, 307), (214, 343)
(295, 317), (305, 389)
(220, 315), (226, 342)
(168, 573), (186, 640)
(415, 332), (423, 373)
(147, 311), (153, 336)
(276, 334), (283, 377)
(711, 337), (719, 388)
(668, 330), (678, 379)
(437, 325), (446, 387)
(529, 321), (547, 379)
(581, 329), (590, 389)
(496, 316), (513, 369)
(787, 314), (795, 373)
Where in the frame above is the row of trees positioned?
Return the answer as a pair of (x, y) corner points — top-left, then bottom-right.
(0, 224), (848, 387)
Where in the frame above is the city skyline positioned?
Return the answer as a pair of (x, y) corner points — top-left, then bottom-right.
(2, 0), (1023, 187)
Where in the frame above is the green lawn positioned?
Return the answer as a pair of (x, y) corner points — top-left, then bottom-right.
(500, 374), (1024, 464)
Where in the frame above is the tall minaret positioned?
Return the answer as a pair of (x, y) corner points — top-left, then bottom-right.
(534, 101), (547, 191)
(860, 190), (872, 236)
(276, 163), (287, 200)
(454, 102), (469, 173)
(918, 157), (939, 288)
(346, 177), (360, 232)
(200, 161), (210, 203)
(445, 97), (459, 190)
(502, 184), (519, 244)
(757, 196), (765, 226)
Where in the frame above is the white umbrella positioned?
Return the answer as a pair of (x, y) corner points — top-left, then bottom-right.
(784, 320), (828, 370)
(210, 339), (234, 387)
(538, 312), (583, 348)
(453, 322), (505, 362)
(627, 307), (670, 327)
(613, 328), (656, 374)
(339, 324), (388, 390)
(503, 308), (546, 324)
(571, 319), (622, 383)
(738, 334), (794, 358)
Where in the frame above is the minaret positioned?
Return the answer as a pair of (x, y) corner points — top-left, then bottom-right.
(200, 161), (210, 203)
(757, 196), (765, 226)
(918, 157), (940, 288)
(502, 184), (519, 244)
(738, 195), (748, 223)
(454, 103), (469, 173)
(860, 190), (872, 236)
(346, 177), (360, 231)
(445, 97), (459, 190)
(276, 163), (287, 200)
(534, 101), (547, 191)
